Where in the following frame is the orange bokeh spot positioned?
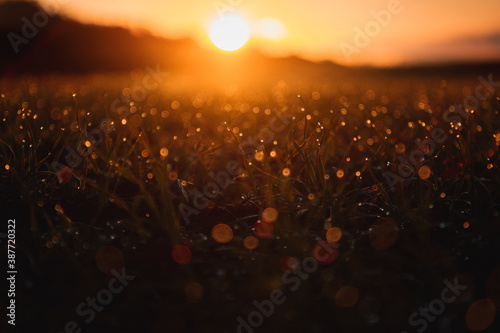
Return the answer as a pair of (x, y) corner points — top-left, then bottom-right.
(369, 217), (399, 250)
(326, 227), (342, 243)
(395, 142), (406, 154)
(279, 256), (298, 273)
(56, 166), (73, 184)
(206, 200), (215, 210)
(254, 220), (274, 239)
(172, 245), (191, 265)
(466, 299), (496, 331)
(312, 240), (339, 265)
(335, 286), (359, 308)
(95, 245), (125, 275)
(243, 236), (259, 250)
(168, 171), (178, 181)
(418, 165), (431, 180)
(129, 114), (142, 127)
(160, 147), (169, 157)
(184, 282), (204, 302)
(212, 223), (233, 243)
(262, 207), (278, 223)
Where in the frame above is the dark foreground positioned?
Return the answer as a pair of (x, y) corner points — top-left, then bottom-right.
(1, 67), (500, 333)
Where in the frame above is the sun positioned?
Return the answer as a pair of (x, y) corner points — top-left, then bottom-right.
(209, 15), (250, 51)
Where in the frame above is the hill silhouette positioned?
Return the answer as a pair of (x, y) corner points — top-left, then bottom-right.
(0, 1), (207, 74)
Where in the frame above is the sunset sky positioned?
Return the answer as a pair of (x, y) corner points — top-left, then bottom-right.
(41, 0), (500, 66)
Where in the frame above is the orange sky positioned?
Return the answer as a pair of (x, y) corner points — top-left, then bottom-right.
(41, 0), (500, 66)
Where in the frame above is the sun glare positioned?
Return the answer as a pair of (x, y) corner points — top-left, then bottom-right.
(257, 18), (285, 39)
(209, 15), (250, 51)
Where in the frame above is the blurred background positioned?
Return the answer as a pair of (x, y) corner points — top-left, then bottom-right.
(1, 0), (500, 77)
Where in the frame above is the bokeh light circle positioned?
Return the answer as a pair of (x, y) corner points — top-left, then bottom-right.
(335, 286), (359, 308)
(326, 227), (342, 243)
(254, 220), (274, 239)
(312, 240), (339, 265)
(95, 245), (125, 275)
(243, 236), (259, 250)
(368, 217), (399, 250)
(279, 256), (299, 273)
(262, 207), (278, 223)
(172, 245), (191, 265)
(466, 298), (496, 331)
(212, 223), (233, 243)
(184, 282), (204, 302)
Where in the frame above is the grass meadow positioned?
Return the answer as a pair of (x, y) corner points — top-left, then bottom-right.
(1, 68), (500, 332)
